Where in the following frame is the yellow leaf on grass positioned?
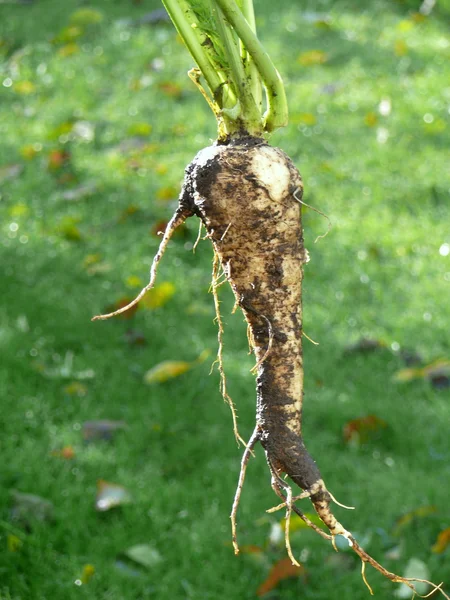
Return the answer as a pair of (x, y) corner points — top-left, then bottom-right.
(393, 367), (422, 382)
(7, 534), (23, 553)
(125, 275), (143, 289)
(432, 528), (450, 554)
(14, 80), (36, 95)
(20, 144), (39, 160)
(292, 113), (317, 126)
(397, 19), (414, 33)
(81, 564), (95, 584)
(364, 112), (378, 127)
(281, 512), (325, 533)
(58, 43), (80, 57)
(8, 203), (29, 218)
(144, 349), (210, 384)
(70, 8), (103, 26)
(411, 12), (427, 23)
(144, 360), (191, 384)
(394, 359), (450, 383)
(83, 253), (102, 268)
(158, 81), (182, 97)
(393, 505), (437, 536)
(127, 122), (152, 137)
(156, 186), (178, 201)
(257, 558), (306, 596)
(298, 50), (328, 66)
(63, 381), (88, 396)
(140, 282), (176, 309)
(394, 40), (408, 56)
(53, 25), (83, 44)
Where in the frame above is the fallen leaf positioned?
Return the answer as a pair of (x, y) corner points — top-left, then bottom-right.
(8, 202), (29, 217)
(69, 8), (103, 26)
(344, 338), (387, 353)
(397, 19), (414, 33)
(10, 491), (54, 526)
(343, 415), (388, 445)
(411, 12), (427, 23)
(13, 80), (35, 95)
(57, 217), (83, 241)
(61, 183), (97, 201)
(364, 112), (378, 127)
(239, 544), (264, 554)
(393, 359), (450, 385)
(7, 534), (23, 553)
(123, 544), (162, 569)
(0, 163), (23, 183)
(125, 275), (143, 289)
(394, 558), (429, 598)
(281, 512), (325, 533)
(83, 420), (127, 442)
(104, 297), (139, 319)
(158, 81), (182, 97)
(292, 113), (317, 126)
(48, 149), (71, 170)
(124, 329), (147, 347)
(83, 254), (102, 268)
(431, 528), (450, 554)
(57, 43), (80, 57)
(150, 219), (188, 238)
(114, 559), (143, 577)
(394, 40), (408, 56)
(63, 381), (88, 396)
(51, 446), (75, 459)
(393, 505), (437, 537)
(81, 564), (95, 584)
(144, 349), (209, 384)
(298, 50), (328, 66)
(144, 360), (191, 384)
(127, 122), (152, 137)
(156, 186), (179, 201)
(53, 26), (83, 45)
(257, 558), (306, 596)
(140, 282), (176, 309)
(95, 480), (132, 512)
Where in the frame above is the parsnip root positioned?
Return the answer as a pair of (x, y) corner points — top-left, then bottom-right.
(92, 135), (448, 599)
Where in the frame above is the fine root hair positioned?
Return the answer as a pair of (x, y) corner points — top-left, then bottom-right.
(92, 206), (191, 321)
(210, 252), (246, 447)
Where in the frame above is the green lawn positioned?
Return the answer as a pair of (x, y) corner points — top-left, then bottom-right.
(1, 1), (449, 598)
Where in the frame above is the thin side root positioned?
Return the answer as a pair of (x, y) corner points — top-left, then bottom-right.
(92, 206), (191, 321)
(266, 490), (311, 513)
(231, 426), (260, 555)
(211, 252), (245, 447)
(361, 561), (374, 596)
(267, 460), (332, 543)
(265, 475), (449, 599)
(307, 485), (450, 599)
(293, 187), (332, 243)
(282, 485), (301, 566)
(327, 490), (355, 510)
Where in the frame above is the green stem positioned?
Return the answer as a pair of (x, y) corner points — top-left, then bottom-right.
(213, 1), (261, 134)
(161, 0), (228, 106)
(214, 0), (288, 131)
(236, 0), (262, 112)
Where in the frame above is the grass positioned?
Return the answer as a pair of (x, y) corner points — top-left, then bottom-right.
(1, 1), (449, 598)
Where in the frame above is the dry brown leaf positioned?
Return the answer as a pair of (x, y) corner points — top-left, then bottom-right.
(257, 558), (306, 596)
(431, 528), (450, 554)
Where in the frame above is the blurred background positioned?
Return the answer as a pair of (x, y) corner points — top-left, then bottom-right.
(0, 0), (449, 598)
